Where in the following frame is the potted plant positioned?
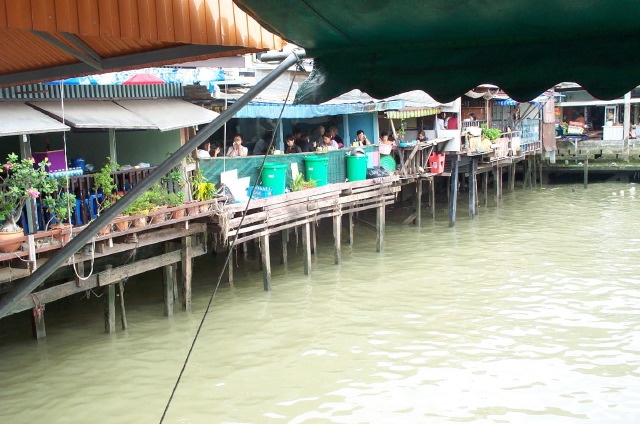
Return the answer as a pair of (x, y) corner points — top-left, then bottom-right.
(0, 154), (58, 252)
(93, 158), (120, 235)
(191, 169), (216, 213)
(290, 174), (317, 192)
(123, 192), (155, 228)
(166, 192), (186, 219)
(42, 190), (77, 243)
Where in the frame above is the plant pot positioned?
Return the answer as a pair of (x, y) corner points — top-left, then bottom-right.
(171, 208), (186, 219)
(51, 223), (72, 243)
(199, 203), (211, 214)
(98, 225), (112, 236)
(114, 217), (130, 232)
(0, 230), (23, 253)
(131, 216), (147, 228)
(186, 205), (199, 216)
(150, 210), (168, 224)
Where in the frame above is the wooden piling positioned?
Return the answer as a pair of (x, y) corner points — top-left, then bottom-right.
(508, 163), (515, 192)
(105, 282), (116, 334)
(584, 158), (589, 189)
(348, 213), (354, 249)
(117, 282), (127, 330)
(532, 156), (538, 188)
(181, 236), (193, 312)
(415, 180), (422, 226)
(430, 178), (436, 219)
(162, 242), (175, 317)
(281, 229), (289, 265)
(493, 167), (500, 205)
(484, 172), (489, 207)
(469, 158), (477, 217)
(449, 157), (458, 227)
(30, 302), (46, 340)
(376, 203), (385, 252)
(333, 213), (342, 265)
(260, 234), (271, 291)
(302, 223), (311, 275)
(227, 246), (234, 283)
(311, 222), (317, 255)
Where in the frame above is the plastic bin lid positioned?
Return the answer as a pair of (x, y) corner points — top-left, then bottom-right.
(263, 162), (288, 169)
(304, 154), (329, 162)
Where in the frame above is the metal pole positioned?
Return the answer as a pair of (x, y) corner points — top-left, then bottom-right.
(0, 52), (302, 319)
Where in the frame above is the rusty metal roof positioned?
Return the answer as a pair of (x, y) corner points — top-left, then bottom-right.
(0, 0), (284, 87)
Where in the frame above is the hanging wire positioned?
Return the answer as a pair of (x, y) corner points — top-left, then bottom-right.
(159, 65), (299, 424)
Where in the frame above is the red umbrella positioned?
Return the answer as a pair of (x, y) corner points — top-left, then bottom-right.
(123, 73), (166, 85)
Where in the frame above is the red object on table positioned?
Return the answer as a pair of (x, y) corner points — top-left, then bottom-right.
(428, 152), (445, 174)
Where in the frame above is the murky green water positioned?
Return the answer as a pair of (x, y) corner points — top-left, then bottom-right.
(1, 182), (640, 423)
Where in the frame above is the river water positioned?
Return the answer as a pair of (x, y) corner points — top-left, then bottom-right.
(1, 182), (639, 423)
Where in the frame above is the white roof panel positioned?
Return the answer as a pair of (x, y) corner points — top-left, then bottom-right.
(0, 103), (69, 137)
(29, 100), (155, 129)
(116, 99), (219, 132)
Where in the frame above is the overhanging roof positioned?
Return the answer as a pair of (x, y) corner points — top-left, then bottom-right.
(234, 100), (403, 119)
(235, 0), (640, 103)
(0, 102), (70, 137)
(115, 99), (219, 131)
(30, 100), (155, 129)
(0, 0), (284, 87)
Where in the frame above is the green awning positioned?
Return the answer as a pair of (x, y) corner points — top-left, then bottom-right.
(386, 108), (439, 120)
(234, 0), (640, 104)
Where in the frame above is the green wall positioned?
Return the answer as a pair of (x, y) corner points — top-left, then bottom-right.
(115, 129), (180, 167)
(0, 135), (21, 162)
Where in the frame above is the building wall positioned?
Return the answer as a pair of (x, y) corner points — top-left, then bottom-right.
(115, 129), (180, 167)
(348, 113), (376, 143)
(29, 130), (110, 169)
(0, 135), (22, 162)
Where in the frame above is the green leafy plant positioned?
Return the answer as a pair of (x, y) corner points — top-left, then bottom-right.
(481, 124), (502, 142)
(93, 157), (119, 213)
(0, 153), (58, 232)
(191, 169), (216, 201)
(290, 174), (317, 191)
(165, 192), (185, 207)
(42, 190), (77, 227)
(162, 170), (184, 185)
(123, 192), (156, 216)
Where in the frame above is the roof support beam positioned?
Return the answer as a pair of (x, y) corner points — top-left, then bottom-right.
(61, 33), (104, 64)
(0, 44), (243, 87)
(30, 31), (104, 71)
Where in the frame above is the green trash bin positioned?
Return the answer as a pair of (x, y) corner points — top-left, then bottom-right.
(304, 155), (329, 186)
(346, 154), (368, 181)
(261, 162), (288, 195)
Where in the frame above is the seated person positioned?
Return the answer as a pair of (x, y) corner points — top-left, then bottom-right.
(354, 129), (371, 146)
(197, 141), (220, 159)
(329, 125), (344, 149)
(226, 134), (248, 157)
(284, 134), (302, 154)
(447, 114), (459, 129)
(320, 132), (339, 150)
(252, 131), (272, 156)
(415, 130), (428, 142)
(296, 132), (313, 152)
(379, 131), (393, 144)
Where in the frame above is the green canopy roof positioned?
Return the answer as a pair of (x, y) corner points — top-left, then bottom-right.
(234, 0), (640, 104)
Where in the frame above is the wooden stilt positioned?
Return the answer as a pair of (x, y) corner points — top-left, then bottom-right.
(260, 234), (271, 291)
(30, 304), (46, 339)
(181, 236), (192, 312)
(333, 213), (342, 265)
(227, 246), (234, 283)
(163, 260), (175, 317)
(348, 213), (354, 249)
(311, 222), (317, 255)
(294, 226), (299, 248)
(484, 172), (489, 207)
(523, 158), (530, 189)
(281, 229), (289, 265)
(105, 282), (116, 334)
(532, 156), (537, 188)
(376, 203), (385, 252)
(584, 158), (588, 189)
(494, 167), (500, 205)
(302, 223), (311, 275)
(117, 282), (127, 330)
(469, 158), (477, 217)
(507, 164), (514, 192)
(415, 180), (422, 226)
(242, 241), (249, 258)
(449, 157), (458, 227)
(430, 177), (436, 219)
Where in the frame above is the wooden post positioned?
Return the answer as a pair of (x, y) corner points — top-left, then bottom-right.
(117, 282), (128, 330)
(181, 236), (192, 312)
(484, 172), (489, 207)
(348, 213), (354, 249)
(539, 158), (543, 188)
(376, 203), (385, 252)
(281, 229), (288, 265)
(494, 167), (500, 205)
(584, 158), (589, 189)
(105, 283), (116, 334)
(242, 241), (249, 258)
(163, 262), (175, 317)
(532, 156), (537, 188)
(302, 223), (311, 275)
(260, 234), (271, 291)
(449, 157), (458, 227)
(415, 180), (422, 226)
(30, 304), (46, 339)
(469, 158), (477, 217)
(507, 163), (514, 192)
(227, 246), (234, 283)
(333, 213), (342, 265)
(20, 134), (36, 234)
(430, 177), (436, 219)
(311, 222), (317, 255)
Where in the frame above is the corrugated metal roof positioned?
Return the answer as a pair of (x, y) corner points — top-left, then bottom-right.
(116, 99), (218, 132)
(0, 0), (284, 87)
(0, 102), (69, 136)
(30, 100), (155, 129)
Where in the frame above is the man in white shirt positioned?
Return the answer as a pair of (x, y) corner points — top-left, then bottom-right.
(434, 113), (446, 131)
(197, 141), (211, 159)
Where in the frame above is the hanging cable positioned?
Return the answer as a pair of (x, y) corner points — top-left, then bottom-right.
(159, 64), (299, 424)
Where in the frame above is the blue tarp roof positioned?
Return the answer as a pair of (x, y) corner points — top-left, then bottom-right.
(233, 100), (404, 119)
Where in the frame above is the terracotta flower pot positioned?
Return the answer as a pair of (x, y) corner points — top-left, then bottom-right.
(150, 209), (168, 224)
(98, 224), (112, 236)
(0, 230), (23, 253)
(51, 223), (72, 243)
(186, 206), (199, 216)
(172, 208), (186, 219)
(132, 216), (147, 228)
(114, 218), (130, 232)
(199, 203), (210, 214)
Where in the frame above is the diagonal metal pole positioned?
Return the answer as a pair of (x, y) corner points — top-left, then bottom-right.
(0, 52), (302, 319)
